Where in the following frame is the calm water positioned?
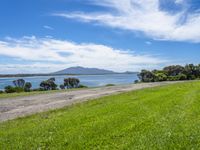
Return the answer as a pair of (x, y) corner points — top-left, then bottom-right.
(0, 74), (138, 90)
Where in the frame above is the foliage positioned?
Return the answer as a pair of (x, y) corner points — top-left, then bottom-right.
(138, 70), (155, 82)
(1, 82), (200, 149)
(64, 78), (80, 89)
(3, 77), (82, 93)
(0, 90), (4, 94)
(13, 79), (25, 88)
(24, 82), (32, 92)
(134, 80), (139, 83)
(138, 64), (200, 82)
(78, 84), (88, 88)
(40, 78), (57, 91)
(105, 84), (115, 86)
(59, 84), (65, 90)
(4, 86), (24, 93)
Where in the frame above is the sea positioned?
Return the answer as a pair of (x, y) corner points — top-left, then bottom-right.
(0, 73), (138, 90)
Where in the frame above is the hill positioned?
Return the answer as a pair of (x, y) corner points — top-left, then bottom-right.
(53, 66), (117, 75)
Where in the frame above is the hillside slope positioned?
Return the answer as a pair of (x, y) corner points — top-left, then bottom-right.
(53, 66), (116, 75)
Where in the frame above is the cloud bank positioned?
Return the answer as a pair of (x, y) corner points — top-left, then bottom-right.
(54, 0), (200, 42)
(0, 36), (165, 73)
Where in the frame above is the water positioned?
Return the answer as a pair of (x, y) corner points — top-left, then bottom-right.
(0, 74), (138, 90)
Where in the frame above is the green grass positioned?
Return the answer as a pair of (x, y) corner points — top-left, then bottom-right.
(1, 81), (200, 149)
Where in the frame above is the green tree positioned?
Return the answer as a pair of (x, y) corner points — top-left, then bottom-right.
(163, 65), (185, 76)
(13, 79), (25, 88)
(138, 70), (155, 82)
(24, 82), (32, 92)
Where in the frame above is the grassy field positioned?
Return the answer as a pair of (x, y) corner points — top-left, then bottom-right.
(1, 81), (200, 149)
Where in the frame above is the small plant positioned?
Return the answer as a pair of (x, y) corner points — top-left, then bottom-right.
(78, 84), (88, 88)
(24, 82), (32, 92)
(40, 78), (57, 91)
(105, 84), (115, 87)
(4, 86), (24, 93)
(134, 80), (139, 83)
(0, 90), (4, 94)
(60, 84), (65, 90)
(4, 86), (16, 93)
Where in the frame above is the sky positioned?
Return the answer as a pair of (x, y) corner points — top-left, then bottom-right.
(0, 0), (200, 74)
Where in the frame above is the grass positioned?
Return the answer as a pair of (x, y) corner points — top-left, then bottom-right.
(1, 81), (200, 149)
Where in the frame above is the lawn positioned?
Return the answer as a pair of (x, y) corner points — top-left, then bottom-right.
(1, 81), (200, 149)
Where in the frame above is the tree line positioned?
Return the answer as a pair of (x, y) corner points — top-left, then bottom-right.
(138, 64), (200, 82)
(2, 77), (87, 93)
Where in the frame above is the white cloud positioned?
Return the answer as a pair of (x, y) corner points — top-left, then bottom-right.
(54, 0), (200, 42)
(43, 25), (54, 30)
(0, 36), (166, 73)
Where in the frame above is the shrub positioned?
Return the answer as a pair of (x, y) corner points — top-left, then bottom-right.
(24, 82), (32, 92)
(4, 86), (24, 93)
(134, 80), (139, 83)
(106, 84), (115, 86)
(64, 78), (80, 89)
(60, 84), (65, 90)
(14, 87), (24, 93)
(4, 86), (16, 93)
(177, 73), (187, 80)
(138, 70), (155, 82)
(167, 76), (179, 81)
(0, 90), (4, 94)
(40, 78), (57, 90)
(154, 73), (167, 82)
(13, 79), (25, 88)
(78, 84), (88, 88)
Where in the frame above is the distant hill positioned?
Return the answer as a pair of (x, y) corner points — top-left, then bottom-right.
(0, 67), (137, 78)
(53, 66), (117, 75)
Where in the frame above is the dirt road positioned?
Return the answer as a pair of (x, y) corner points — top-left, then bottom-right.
(0, 82), (181, 122)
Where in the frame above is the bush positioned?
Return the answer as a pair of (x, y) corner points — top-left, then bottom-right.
(78, 84), (88, 88)
(64, 78), (80, 89)
(134, 80), (139, 83)
(60, 84), (65, 90)
(14, 87), (24, 93)
(4, 86), (16, 93)
(24, 82), (32, 92)
(40, 78), (57, 91)
(138, 70), (155, 82)
(167, 76), (179, 81)
(13, 79), (25, 88)
(0, 90), (4, 94)
(155, 73), (167, 82)
(177, 73), (187, 80)
(4, 86), (24, 93)
(105, 84), (115, 86)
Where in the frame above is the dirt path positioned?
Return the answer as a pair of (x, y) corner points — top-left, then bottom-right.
(0, 81), (181, 122)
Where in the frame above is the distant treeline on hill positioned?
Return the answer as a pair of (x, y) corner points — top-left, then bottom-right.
(138, 64), (200, 82)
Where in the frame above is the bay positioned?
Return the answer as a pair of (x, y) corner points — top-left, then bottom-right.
(0, 74), (138, 90)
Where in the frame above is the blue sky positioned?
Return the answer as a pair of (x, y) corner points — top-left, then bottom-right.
(0, 0), (200, 73)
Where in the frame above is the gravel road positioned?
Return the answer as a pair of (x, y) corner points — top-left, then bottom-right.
(0, 81), (181, 122)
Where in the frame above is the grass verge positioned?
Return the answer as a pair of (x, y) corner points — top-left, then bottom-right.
(1, 81), (200, 149)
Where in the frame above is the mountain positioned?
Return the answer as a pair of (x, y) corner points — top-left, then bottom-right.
(53, 66), (117, 75)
